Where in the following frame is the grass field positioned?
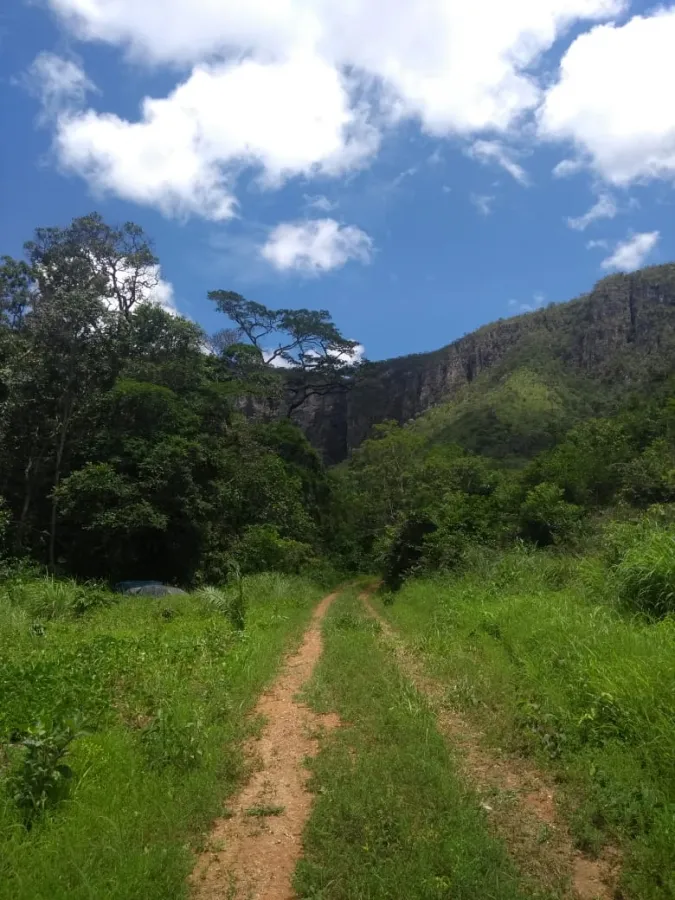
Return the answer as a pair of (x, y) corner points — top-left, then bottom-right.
(296, 588), (541, 900)
(375, 548), (675, 900)
(0, 573), (323, 900)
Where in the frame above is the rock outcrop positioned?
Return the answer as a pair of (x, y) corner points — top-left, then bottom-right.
(289, 264), (675, 462)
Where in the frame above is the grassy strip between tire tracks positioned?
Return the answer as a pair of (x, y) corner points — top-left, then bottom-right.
(295, 587), (545, 900)
(0, 573), (324, 900)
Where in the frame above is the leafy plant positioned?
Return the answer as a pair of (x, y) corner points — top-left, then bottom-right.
(5, 720), (86, 828)
(140, 706), (204, 772)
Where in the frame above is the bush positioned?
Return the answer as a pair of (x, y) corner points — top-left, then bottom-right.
(614, 527), (675, 617)
(519, 482), (583, 546)
(234, 525), (315, 575)
(380, 515), (438, 592)
(1, 575), (115, 619)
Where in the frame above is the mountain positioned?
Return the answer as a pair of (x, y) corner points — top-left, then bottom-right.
(292, 264), (675, 463)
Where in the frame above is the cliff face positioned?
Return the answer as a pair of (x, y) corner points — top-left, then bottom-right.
(290, 264), (675, 463)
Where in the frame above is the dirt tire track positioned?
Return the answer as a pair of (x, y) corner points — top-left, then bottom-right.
(190, 591), (340, 900)
(361, 591), (619, 900)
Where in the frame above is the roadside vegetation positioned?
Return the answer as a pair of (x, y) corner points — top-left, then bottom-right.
(375, 544), (675, 900)
(0, 572), (322, 900)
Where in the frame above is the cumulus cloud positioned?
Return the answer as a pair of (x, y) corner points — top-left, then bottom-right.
(600, 232), (659, 272)
(55, 55), (377, 220)
(539, 9), (675, 185)
(566, 192), (617, 230)
(39, 0), (627, 217)
(100, 263), (179, 315)
(467, 140), (529, 185)
(22, 52), (96, 120)
(148, 272), (180, 315)
(260, 218), (373, 274)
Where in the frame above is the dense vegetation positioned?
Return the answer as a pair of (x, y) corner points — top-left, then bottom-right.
(1, 213), (674, 898)
(0, 213), (359, 585)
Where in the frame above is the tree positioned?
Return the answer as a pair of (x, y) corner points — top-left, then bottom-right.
(209, 290), (361, 413)
(26, 212), (159, 319)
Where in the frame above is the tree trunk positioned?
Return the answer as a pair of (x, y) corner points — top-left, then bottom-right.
(15, 456), (35, 553)
(48, 406), (72, 571)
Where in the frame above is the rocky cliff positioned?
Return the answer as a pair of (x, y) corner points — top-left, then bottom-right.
(290, 264), (675, 463)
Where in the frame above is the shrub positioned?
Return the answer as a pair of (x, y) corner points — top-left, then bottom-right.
(614, 527), (675, 617)
(195, 585), (244, 630)
(381, 515), (438, 592)
(519, 482), (583, 546)
(234, 525), (315, 575)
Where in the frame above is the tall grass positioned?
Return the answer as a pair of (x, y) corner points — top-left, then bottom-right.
(378, 547), (675, 900)
(0, 573), (322, 900)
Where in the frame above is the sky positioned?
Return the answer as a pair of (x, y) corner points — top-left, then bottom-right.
(1, 0), (674, 362)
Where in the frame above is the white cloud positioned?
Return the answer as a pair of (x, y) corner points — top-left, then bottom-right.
(148, 272), (179, 315)
(263, 349), (295, 368)
(391, 166), (418, 188)
(265, 340), (365, 367)
(467, 140), (529, 185)
(100, 263), (179, 315)
(55, 55), (377, 221)
(40, 0), (626, 217)
(326, 342), (366, 364)
(471, 194), (495, 216)
(22, 53), (96, 120)
(304, 194), (337, 212)
(587, 238), (608, 250)
(552, 157), (584, 178)
(539, 9), (675, 185)
(260, 218), (373, 274)
(566, 192), (617, 230)
(600, 231), (659, 272)
(510, 291), (546, 313)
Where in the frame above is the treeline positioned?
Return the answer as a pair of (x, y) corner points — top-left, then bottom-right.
(3, 213), (675, 605)
(0, 214), (356, 585)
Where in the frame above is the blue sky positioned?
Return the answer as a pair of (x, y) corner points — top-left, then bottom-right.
(1, 0), (673, 361)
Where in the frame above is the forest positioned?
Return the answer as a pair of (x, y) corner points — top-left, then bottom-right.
(1, 214), (674, 900)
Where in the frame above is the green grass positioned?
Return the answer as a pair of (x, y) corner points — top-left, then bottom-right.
(0, 573), (323, 900)
(245, 804), (285, 817)
(295, 589), (541, 900)
(377, 547), (675, 900)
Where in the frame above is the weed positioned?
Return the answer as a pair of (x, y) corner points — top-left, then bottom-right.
(244, 804), (285, 817)
(5, 719), (87, 828)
